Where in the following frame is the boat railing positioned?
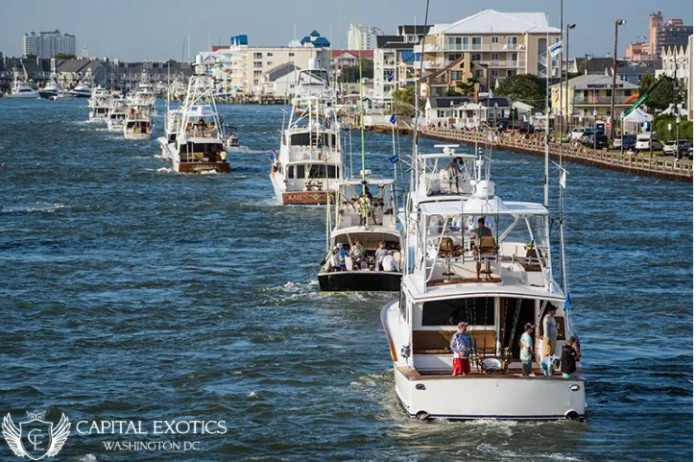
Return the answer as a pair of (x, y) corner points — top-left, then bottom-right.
(288, 146), (340, 163)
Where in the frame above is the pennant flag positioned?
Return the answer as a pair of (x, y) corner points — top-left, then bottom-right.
(387, 72), (394, 82)
(389, 154), (399, 164)
(563, 293), (571, 311)
(548, 41), (563, 58)
(560, 170), (567, 189)
(389, 114), (396, 125)
(489, 89), (494, 98)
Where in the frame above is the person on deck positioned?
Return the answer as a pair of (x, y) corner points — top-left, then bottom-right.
(471, 217), (493, 280)
(382, 250), (397, 272)
(375, 241), (388, 271)
(561, 337), (581, 379)
(540, 355), (560, 376)
(450, 322), (473, 376)
(335, 243), (348, 271)
(519, 323), (535, 377)
(542, 307), (559, 360)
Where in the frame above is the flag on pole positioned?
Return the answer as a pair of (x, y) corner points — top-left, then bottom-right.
(563, 293), (571, 311)
(387, 72), (394, 82)
(389, 114), (396, 125)
(389, 154), (399, 164)
(560, 169), (567, 189)
(548, 41), (564, 58)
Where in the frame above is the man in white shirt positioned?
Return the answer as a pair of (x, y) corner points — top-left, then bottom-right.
(374, 241), (388, 271)
(382, 251), (397, 272)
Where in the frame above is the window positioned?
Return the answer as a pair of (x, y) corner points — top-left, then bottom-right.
(506, 53), (517, 64)
(289, 52), (295, 57)
(507, 70), (516, 77)
(287, 166), (294, 179)
(253, 70), (262, 76)
(266, 52), (273, 56)
(422, 297), (496, 326)
(491, 36), (499, 44)
(491, 52), (499, 61)
(296, 165), (305, 178)
(491, 69), (499, 77)
(437, 110), (445, 118)
(253, 79), (259, 84)
(475, 69), (483, 77)
(448, 53), (462, 62)
(471, 53), (481, 62)
(472, 37), (482, 50)
(506, 36), (518, 48)
(253, 52), (262, 59)
(267, 61), (273, 65)
(254, 61), (262, 68)
(447, 36), (469, 50)
(450, 70), (462, 81)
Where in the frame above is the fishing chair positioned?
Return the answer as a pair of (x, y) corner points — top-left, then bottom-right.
(439, 237), (456, 281)
(475, 236), (498, 280)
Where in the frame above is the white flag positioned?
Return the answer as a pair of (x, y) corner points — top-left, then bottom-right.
(548, 41), (564, 58)
(560, 170), (567, 189)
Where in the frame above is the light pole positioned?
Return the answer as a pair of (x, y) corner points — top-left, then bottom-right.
(565, 24), (576, 137)
(593, 108), (598, 149)
(609, 19), (627, 140)
(676, 112), (681, 159)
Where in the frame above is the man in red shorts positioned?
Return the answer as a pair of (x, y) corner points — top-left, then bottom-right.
(450, 321), (473, 376)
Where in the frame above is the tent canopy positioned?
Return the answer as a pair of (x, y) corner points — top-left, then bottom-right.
(623, 107), (653, 123)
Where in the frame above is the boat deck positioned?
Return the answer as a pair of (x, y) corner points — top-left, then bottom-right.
(399, 365), (585, 381)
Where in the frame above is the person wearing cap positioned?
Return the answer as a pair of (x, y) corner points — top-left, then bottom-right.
(374, 241), (388, 271)
(334, 242), (347, 271)
(561, 337), (581, 379)
(450, 322), (473, 376)
(542, 306), (559, 360)
(519, 323), (535, 376)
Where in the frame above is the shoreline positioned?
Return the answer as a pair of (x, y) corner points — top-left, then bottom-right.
(366, 125), (693, 183)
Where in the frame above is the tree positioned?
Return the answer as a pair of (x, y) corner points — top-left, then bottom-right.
(454, 76), (479, 97)
(340, 58), (374, 83)
(638, 73), (685, 114)
(25, 54), (37, 60)
(495, 74), (546, 109)
(54, 53), (76, 60)
(392, 86), (422, 117)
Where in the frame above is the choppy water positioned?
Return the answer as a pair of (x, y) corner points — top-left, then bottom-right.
(0, 99), (692, 461)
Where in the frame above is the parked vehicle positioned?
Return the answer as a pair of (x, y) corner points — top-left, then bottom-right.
(580, 134), (609, 149)
(570, 126), (594, 141)
(635, 133), (663, 151)
(612, 134), (636, 150)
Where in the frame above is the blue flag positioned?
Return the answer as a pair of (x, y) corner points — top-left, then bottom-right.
(389, 114), (396, 125)
(387, 72), (394, 82)
(389, 154), (399, 164)
(563, 293), (571, 311)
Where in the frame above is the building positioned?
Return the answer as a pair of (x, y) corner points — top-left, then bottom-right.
(373, 25), (430, 105)
(655, 40), (692, 119)
(199, 31), (330, 95)
(347, 24), (384, 50)
(419, 55), (488, 97)
(649, 12), (693, 58)
(22, 30), (76, 59)
(551, 74), (638, 124)
(625, 41), (651, 62)
(415, 9), (561, 89)
(612, 64), (658, 85)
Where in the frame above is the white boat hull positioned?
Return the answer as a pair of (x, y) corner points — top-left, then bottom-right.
(8, 92), (39, 99)
(124, 132), (151, 141)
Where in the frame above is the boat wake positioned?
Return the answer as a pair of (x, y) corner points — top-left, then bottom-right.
(1, 202), (72, 214)
(145, 167), (174, 174)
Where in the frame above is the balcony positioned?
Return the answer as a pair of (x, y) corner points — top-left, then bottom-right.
(415, 43), (528, 54)
(486, 60), (524, 69)
(573, 95), (633, 105)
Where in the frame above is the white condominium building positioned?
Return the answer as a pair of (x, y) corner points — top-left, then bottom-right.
(347, 24), (384, 50)
(22, 30), (76, 59)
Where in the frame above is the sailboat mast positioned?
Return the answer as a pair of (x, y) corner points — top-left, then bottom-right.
(544, 22), (550, 208)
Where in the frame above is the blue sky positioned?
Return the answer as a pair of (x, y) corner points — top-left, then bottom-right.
(0, 0), (692, 61)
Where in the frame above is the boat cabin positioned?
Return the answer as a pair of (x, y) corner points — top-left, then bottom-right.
(415, 145), (478, 203)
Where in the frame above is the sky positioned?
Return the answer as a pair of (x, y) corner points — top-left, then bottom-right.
(0, 0), (692, 61)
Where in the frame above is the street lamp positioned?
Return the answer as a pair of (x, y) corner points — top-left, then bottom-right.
(676, 108), (682, 159)
(609, 19), (627, 140)
(564, 23), (576, 137)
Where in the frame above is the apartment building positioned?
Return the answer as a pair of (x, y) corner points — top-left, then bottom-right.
(372, 25), (430, 105)
(200, 32), (330, 95)
(22, 30), (76, 59)
(415, 9), (561, 91)
(550, 74), (638, 120)
(347, 24), (384, 50)
(649, 12), (693, 57)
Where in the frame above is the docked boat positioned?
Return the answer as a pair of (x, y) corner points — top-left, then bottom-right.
(7, 69), (39, 99)
(270, 64), (343, 205)
(88, 86), (113, 122)
(69, 70), (93, 98)
(106, 97), (128, 132)
(160, 57), (230, 174)
(39, 73), (62, 99)
(123, 108), (152, 140)
(381, 146), (586, 421)
(318, 177), (402, 292)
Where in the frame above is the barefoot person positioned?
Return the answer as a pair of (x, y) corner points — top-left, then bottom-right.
(450, 322), (473, 376)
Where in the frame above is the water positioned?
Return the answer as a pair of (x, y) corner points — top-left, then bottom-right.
(0, 99), (692, 461)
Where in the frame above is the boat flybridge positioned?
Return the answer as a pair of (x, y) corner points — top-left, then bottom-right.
(382, 173), (585, 421)
(270, 65), (344, 205)
(69, 69), (93, 98)
(106, 97), (128, 132)
(39, 73), (62, 99)
(88, 86), (113, 122)
(127, 70), (156, 117)
(8, 69), (39, 99)
(123, 108), (152, 140)
(160, 57), (230, 174)
(318, 176), (403, 292)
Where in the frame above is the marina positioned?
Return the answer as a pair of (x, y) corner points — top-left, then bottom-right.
(0, 1), (693, 460)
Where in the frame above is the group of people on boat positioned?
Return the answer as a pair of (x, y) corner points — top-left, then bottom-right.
(449, 305), (581, 378)
(343, 187), (388, 227)
(328, 240), (398, 273)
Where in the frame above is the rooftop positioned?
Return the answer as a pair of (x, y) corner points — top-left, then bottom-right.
(429, 9), (560, 35)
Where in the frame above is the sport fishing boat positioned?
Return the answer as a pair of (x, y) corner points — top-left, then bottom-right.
(318, 177), (402, 291)
(123, 108), (152, 140)
(88, 86), (113, 122)
(69, 70), (93, 98)
(127, 70), (156, 117)
(7, 69), (39, 99)
(270, 63), (343, 205)
(106, 97), (128, 132)
(160, 57), (230, 174)
(39, 73), (62, 99)
(158, 108), (182, 160)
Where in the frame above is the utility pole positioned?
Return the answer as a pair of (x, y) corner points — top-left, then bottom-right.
(609, 19), (626, 140)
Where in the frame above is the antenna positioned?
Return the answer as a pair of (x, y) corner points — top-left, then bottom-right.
(188, 33), (191, 62)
